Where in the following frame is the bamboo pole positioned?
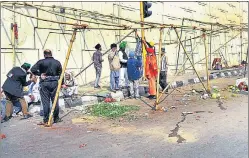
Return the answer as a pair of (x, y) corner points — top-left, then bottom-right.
(47, 29), (77, 127)
(1, 4), (229, 31)
(4, 2), (245, 31)
(203, 31), (211, 93)
(240, 30), (243, 63)
(2, 2), (246, 32)
(174, 28), (207, 91)
(22, 2), (123, 28)
(140, 2), (146, 79)
(12, 4), (16, 67)
(244, 47), (248, 78)
(156, 28), (163, 107)
(155, 32), (240, 105)
(74, 30), (135, 78)
(209, 25), (212, 70)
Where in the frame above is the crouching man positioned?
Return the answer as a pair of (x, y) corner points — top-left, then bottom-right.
(1, 63), (33, 122)
(61, 71), (78, 98)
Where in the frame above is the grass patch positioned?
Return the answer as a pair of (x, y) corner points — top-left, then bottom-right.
(90, 102), (140, 119)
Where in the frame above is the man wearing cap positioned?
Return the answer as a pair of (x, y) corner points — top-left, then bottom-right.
(143, 40), (158, 99)
(92, 43), (104, 89)
(118, 41), (129, 89)
(108, 43), (120, 92)
(159, 48), (169, 93)
(31, 49), (63, 125)
(1, 63), (33, 122)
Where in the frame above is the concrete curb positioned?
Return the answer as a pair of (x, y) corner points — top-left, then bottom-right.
(57, 68), (247, 109)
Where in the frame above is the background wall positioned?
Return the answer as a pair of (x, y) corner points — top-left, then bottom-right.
(1, 2), (248, 86)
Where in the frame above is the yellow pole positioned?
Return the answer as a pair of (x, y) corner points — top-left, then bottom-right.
(156, 28), (163, 108)
(203, 31), (211, 93)
(140, 2), (146, 78)
(12, 4), (16, 67)
(47, 29), (77, 126)
(174, 28), (207, 92)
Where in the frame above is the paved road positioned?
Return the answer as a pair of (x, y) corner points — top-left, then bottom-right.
(0, 95), (248, 158)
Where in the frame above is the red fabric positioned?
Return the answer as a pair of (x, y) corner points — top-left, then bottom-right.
(146, 47), (154, 54)
(13, 24), (18, 39)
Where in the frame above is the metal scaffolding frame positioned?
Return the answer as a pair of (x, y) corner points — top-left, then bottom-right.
(1, 2), (248, 125)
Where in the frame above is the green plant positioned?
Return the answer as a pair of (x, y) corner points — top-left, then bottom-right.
(91, 102), (140, 119)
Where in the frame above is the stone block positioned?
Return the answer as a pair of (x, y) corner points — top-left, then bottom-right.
(188, 79), (195, 84)
(81, 96), (98, 105)
(171, 82), (177, 88)
(209, 75), (214, 80)
(176, 81), (183, 87)
(193, 78), (200, 83)
(182, 80), (188, 86)
(110, 91), (124, 101)
(138, 86), (146, 96)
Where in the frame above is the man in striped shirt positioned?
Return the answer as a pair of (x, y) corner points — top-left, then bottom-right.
(159, 48), (168, 93)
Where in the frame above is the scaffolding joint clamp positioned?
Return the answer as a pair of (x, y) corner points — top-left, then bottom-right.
(170, 24), (174, 29)
(201, 28), (206, 32)
(72, 24), (88, 29)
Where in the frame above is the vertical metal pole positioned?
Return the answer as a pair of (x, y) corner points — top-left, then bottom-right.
(12, 4), (16, 67)
(209, 24), (212, 70)
(204, 31), (210, 93)
(240, 30), (243, 64)
(183, 36), (187, 74)
(156, 28), (163, 107)
(118, 2), (121, 41)
(47, 29), (77, 127)
(140, 2), (146, 78)
(175, 18), (184, 74)
(174, 28), (207, 92)
(224, 32), (228, 65)
(244, 47), (248, 78)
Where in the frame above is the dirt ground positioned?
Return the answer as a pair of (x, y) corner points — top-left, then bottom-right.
(1, 77), (248, 158)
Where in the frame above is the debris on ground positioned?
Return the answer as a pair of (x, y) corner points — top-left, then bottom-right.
(200, 93), (209, 100)
(210, 86), (221, 99)
(182, 112), (193, 115)
(0, 134), (6, 139)
(170, 106), (177, 109)
(104, 97), (116, 103)
(79, 144), (87, 148)
(161, 107), (168, 112)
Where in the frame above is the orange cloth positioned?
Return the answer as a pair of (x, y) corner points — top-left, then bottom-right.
(145, 47), (157, 96)
(145, 48), (158, 79)
(148, 77), (156, 95)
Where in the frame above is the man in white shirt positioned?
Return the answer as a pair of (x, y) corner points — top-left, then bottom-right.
(118, 41), (129, 89)
(159, 48), (169, 93)
(24, 74), (41, 106)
